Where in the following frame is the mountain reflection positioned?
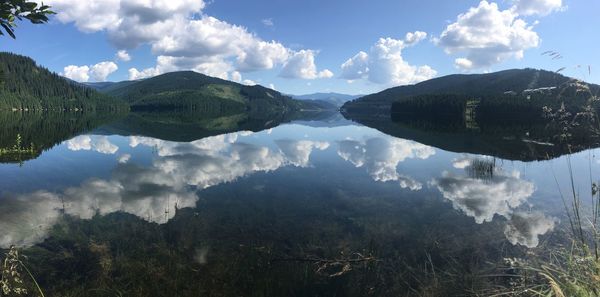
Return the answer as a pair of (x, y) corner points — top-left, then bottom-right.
(336, 137), (435, 190)
(431, 156), (556, 247)
(0, 131), (331, 248)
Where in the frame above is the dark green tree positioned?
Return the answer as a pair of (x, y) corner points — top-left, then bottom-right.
(0, 0), (54, 39)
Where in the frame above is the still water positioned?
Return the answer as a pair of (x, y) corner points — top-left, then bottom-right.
(0, 112), (598, 296)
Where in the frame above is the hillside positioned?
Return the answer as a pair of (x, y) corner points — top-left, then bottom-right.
(0, 52), (126, 111)
(342, 68), (599, 116)
(99, 71), (334, 114)
(292, 92), (361, 107)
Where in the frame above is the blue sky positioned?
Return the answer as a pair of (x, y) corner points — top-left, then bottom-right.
(1, 0), (598, 95)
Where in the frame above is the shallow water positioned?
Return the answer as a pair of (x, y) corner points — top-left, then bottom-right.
(1, 113), (599, 296)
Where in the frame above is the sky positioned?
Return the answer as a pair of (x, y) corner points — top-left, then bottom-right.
(0, 0), (598, 95)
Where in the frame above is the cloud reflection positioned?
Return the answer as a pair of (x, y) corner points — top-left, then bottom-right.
(431, 157), (555, 247)
(0, 132), (331, 248)
(67, 135), (119, 154)
(336, 137), (434, 190)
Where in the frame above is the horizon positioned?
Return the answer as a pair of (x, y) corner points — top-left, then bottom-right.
(1, 0), (598, 95)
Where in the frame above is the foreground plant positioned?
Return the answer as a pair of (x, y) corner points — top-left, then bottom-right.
(1, 247), (44, 297)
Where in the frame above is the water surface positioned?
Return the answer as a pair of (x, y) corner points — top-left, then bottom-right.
(0, 112), (598, 296)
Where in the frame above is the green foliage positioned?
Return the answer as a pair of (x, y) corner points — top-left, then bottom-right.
(0, 111), (125, 164)
(344, 68), (600, 116)
(0, 52), (128, 111)
(0, 0), (54, 39)
(102, 71), (332, 114)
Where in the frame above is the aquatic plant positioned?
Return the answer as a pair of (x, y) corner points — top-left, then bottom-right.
(0, 134), (35, 155)
(0, 134), (37, 165)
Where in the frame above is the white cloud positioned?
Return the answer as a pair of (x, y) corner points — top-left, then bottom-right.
(67, 136), (119, 155)
(242, 79), (257, 86)
(452, 157), (472, 169)
(431, 161), (535, 224)
(230, 71), (242, 83)
(128, 67), (160, 80)
(437, 1), (541, 70)
(504, 211), (556, 248)
(118, 154), (131, 164)
(46, 0), (327, 80)
(261, 18), (274, 27)
(340, 32), (437, 86)
(403, 31), (428, 45)
(63, 61), (118, 82)
(46, 0), (205, 35)
(280, 50), (334, 79)
(90, 61), (119, 82)
(116, 50), (131, 62)
(512, 0), (563, 16)
(0, 131), (337, 248)
(340, 51), (369, 80)
(337, 137), (434, 190)
(276, 140), (330, 167)
(63, 65), (90, 82)
(0, 191), (63, 248)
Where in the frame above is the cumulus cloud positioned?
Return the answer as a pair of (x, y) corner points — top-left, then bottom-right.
(63, 61), (118, 82)
(280, 50), (334, 79)
(0, 191), (63, 248)
(116, 50), (131, 62)
(436, 156), (558, 248)
(118, 154), (131, 164)
(243, 79), (257, 86)
(504, 211), (556, 247)
(63, 65), (90, 82)
(0, 131), (336, 247)
(437, 1), (541, 70)
(512, 0), (564, 16)
(46, 0), (328, 80)
(431, 169), (535, 224)
(66, 136), (119, 155)
(340, 32), (436, 85)
(276, 140), (330, 167)
(90, 61), (119, 81)
(230, 71), (242, 83)
(337, 137), (435, 190)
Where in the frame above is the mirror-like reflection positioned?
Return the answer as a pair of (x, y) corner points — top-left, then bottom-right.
(1, 112), (598, 296)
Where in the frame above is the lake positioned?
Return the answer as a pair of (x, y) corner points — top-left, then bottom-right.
(0, 111), (598, 296)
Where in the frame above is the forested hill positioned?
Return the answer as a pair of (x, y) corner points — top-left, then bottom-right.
(342, 68), (598, 116)
(98, 71), (333, 113)
(0, 52), (126, 111)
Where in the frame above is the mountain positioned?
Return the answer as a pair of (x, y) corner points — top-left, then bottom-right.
(83, 81), (116, 90)
(97, 71), (334, 114)
(292, 92), (361, 107)
(0, 52), (126, 111)
(342, 68), (599, 116)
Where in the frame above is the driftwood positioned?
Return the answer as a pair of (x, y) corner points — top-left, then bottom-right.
(271, 252), (379, 277)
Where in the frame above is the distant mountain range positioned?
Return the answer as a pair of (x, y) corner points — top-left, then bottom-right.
(342, 68), (600, 116)
(0, 52), (334, 114)
(291, 92), (362, 107)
